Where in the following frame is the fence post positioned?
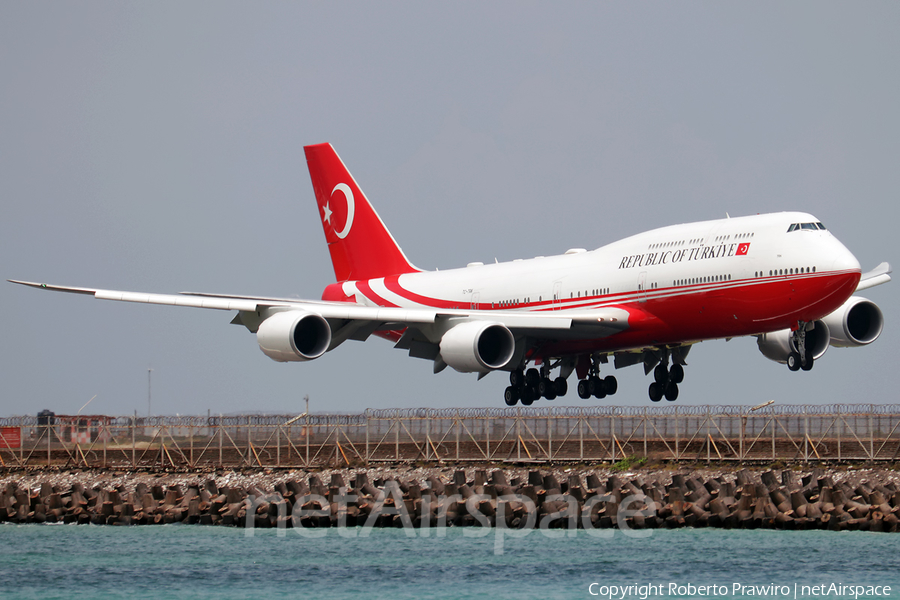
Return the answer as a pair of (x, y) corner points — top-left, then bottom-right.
(516, 407), (521, 462)
(837, 405), (842, 461)
(675, 406), (680, 460)
(486, 412), (491, 460)
(455, 409), (460, 461)
(804, 407), (809, 464)
(132, 411), (136, 469)
(547, 407), (552, 461)
(365, 410), (370, 467)
(771, 411), (775, 462)
(643, 408), (648, 458)
(219, 414), (223, 468)
(870, 405), (875, 461)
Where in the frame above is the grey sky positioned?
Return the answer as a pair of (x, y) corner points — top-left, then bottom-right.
(2, 2), (896, 418)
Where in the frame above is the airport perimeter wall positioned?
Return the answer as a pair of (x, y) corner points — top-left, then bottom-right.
(1, 404), (899, 469)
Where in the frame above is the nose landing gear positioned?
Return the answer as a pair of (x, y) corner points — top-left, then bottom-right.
(787, 322), (815, 372)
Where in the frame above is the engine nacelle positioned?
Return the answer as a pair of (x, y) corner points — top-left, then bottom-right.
(757, 320), (831, 364)
(439, 321), (515, 373)
(820, 296), (884, 348)
(257, 310), (331, 362)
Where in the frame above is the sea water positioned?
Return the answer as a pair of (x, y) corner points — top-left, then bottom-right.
(0, 524), (898, 599)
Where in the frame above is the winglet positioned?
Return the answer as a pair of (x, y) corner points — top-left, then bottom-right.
(856, 262), (892, 291)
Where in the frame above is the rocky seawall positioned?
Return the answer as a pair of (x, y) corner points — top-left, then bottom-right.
(2, 466), (899, 531)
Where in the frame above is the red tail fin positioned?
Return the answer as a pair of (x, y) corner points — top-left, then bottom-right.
(304, 143), (418, 282)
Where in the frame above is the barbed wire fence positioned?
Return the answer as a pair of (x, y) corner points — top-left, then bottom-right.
(1, 404), (898, 470)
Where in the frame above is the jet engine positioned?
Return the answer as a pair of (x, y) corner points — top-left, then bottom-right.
(757, 320), (831, 364)
(439, 321), (515, 373)
(820, 296), (884, 347)
(257, 310), (331, 362)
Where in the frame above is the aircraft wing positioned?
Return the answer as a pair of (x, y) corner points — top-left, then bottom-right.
(856, 262), (892, 291)
(7, 279), (631, 340)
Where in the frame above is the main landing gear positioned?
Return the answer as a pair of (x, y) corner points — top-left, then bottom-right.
(504, 362), (568, 406)
(504, 355), (618, 406)
(648, 356), (684, 402)
(786, 322), (815, 372)
(576, 355), (618, 400)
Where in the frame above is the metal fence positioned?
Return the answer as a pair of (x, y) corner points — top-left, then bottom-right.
(1, 404), (899, 469)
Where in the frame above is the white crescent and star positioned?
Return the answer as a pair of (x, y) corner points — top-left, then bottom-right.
(322, 183), (355, 239)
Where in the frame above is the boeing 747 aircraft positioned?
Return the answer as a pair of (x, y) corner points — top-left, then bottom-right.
(10, 143), (891, 405)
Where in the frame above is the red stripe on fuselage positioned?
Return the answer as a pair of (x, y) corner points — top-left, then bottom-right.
(355, 280), (401, 308)
(362, 270), (859, 358)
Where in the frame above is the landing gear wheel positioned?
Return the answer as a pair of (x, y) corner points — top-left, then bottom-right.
(538, 378), (554, 398)
(654, 364), (669, 384)
(554, 377), (568, 397)
(504, 386), (518, 406)
(603, 375), (618, 395)
(669, 364), (684, 384)
(510, 369), (525, 387)
(521, 386), (537, 406)
(589, 376), (607, 399)
(800, 349), (814, 371)
(577, 380), (591, 399)
(525, 368), (541, 388)
(664, 381), (679, 401)
(649, 382), (663, 402)
(787, 352), (801, 372)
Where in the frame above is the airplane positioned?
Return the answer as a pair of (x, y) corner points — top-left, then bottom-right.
(9, 143), (892, 405)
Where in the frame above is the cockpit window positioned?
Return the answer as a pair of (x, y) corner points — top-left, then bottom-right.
(787, 222), (827, 233)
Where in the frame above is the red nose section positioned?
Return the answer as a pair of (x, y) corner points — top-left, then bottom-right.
(304, 143), (418, 282)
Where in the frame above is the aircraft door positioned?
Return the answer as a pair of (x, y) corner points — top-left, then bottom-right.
(638, 271), (647, 302)
(553, 281), (562, 309)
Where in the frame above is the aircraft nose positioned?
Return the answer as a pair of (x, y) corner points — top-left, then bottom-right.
(831, 243), (861, 274)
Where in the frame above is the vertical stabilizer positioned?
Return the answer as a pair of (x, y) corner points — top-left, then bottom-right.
(304, 143), (419, 282)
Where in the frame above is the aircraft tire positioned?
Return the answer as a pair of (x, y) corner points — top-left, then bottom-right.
(669, 364), (684, 384)
(801, 349), (814, 372)
(554, 377), (568, 397)
(604, 375), (618, 395)
(649, 382), (663, 402)
(525, 368), (541, 388)
(654, 364), (669, 384)
(577, 380), (591, 399)
(590, 376), (606, 399)
(504, 386), (519, 406)
(665, 382), (679, 401)
(538, 378), (554, 398)
(510, 370), (524, 387)
(787, 352), (801, 372)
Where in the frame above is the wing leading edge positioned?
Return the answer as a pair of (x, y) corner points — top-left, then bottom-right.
(7, 279), (631, 345)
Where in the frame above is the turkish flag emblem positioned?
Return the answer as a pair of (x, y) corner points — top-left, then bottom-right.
(736, 243), (750, 256)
